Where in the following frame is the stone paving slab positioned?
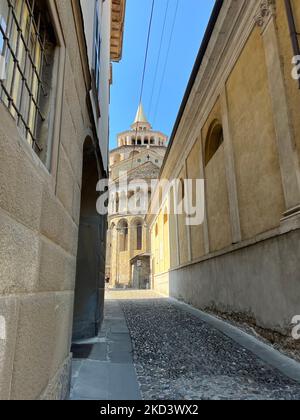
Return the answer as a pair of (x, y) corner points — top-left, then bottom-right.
(70, 298), (141, 401)
(71, 360), (141, 400)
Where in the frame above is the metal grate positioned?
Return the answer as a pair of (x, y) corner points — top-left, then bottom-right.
(0, 0), (53, 154)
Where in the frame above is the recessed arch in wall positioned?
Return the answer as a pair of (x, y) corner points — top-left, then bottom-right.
(205, 120), (224, 166)
(131, 217), (144, 251)
(129, 150), (139, 159)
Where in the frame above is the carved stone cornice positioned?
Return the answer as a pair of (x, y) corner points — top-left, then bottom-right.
(254, 0), (276, 30)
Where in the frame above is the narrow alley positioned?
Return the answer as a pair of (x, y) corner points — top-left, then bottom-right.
(71, 290), (300, 401)
(2, 0), (300, 402)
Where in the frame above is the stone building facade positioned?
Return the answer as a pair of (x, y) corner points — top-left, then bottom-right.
(0, 0), (125, 400)
(106, 104), (167, 288)
(147, 0), (300, 339)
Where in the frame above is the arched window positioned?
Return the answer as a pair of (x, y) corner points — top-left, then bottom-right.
(132, 138), (136, 146)
(137, 138), (142, 145)
(205, 121), (224, 166)
(119, 220), (128, 252)
(144, 138), (149, 145)
(150, 138), (155, 145)
(129, 150), (139, 159)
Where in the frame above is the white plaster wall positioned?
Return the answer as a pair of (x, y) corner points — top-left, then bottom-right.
(80, 0), (96, 69)
(80, 0), (111, 172)
(98, 0), (112, 171)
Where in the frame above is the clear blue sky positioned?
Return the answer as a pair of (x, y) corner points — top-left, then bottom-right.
(109, 0), (215, 149)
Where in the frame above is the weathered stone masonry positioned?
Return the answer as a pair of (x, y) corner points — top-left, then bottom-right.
(0, 0), (119, 400)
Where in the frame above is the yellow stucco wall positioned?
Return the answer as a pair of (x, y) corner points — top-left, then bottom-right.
(276, 0), (300, 161)
(177, 167), (189, 265)
(152, 212), (161, 276)
(202, 100), (232, 252)
(151, 201), (171, 278)
(186, 138), (206, 260)
(163, 210), (170, 272)
(226, 26), (285, 240)
(169, 188), (178, 268)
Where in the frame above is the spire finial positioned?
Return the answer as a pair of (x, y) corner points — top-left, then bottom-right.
(133, 103), (148, 125)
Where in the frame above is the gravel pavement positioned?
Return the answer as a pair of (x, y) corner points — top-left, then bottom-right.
(118, 297), (300, 400)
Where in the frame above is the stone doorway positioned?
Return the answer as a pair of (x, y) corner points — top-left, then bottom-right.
(72, 136), (107, 340)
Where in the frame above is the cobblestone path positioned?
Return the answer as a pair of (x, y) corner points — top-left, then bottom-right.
(115, 294), (300, 400)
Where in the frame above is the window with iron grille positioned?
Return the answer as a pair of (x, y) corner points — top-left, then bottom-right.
(0, 0), (56, 164)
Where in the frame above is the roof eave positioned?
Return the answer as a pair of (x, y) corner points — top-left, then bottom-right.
(110, 0), (126, 62)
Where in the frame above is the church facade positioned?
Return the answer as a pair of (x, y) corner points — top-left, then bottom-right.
(106, 105), (167, 288)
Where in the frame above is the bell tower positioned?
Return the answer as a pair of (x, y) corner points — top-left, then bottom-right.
(116, 103), (168, 148)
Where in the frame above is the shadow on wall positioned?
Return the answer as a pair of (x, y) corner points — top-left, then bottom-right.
(72, 136), (107, 341)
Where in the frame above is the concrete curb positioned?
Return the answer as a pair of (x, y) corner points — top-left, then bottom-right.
(169, 297), (300, 384)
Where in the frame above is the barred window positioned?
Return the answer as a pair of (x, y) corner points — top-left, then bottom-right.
(0, 0), (56, 164)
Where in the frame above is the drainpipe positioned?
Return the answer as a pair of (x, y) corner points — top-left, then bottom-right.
(285, 0), (300, 89)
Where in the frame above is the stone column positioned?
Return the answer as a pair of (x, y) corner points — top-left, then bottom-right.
(256, 0), (300, 219)
(220, 88), (242, 243)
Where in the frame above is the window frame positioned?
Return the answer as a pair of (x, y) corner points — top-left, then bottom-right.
(0, 0), (66, 176)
